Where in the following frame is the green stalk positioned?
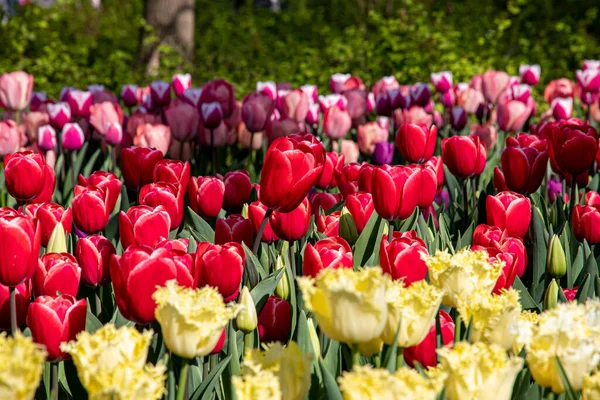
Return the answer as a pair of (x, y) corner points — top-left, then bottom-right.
(175, 358), (190, 400)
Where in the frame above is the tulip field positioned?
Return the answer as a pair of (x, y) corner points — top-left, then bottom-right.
(2, 64), (600, 400)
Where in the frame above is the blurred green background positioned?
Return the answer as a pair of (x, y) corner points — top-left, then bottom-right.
(1, 0), (598, 96)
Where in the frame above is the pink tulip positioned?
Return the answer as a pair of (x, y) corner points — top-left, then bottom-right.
(393, 106), (433, 127)
(282, 89), (310, 123)
(171, 74), (192, 98)
(61, 123), (85, 151)
(47, 102), (71, 130)
(134, 124), (171, 155)
(181, 88), (203, 108)
(37, 125), (56, 152)
(256, 81), (277, 100)
(482, 70), (511, 104)
(318, 94), (347, 112)
(372, 76), (400, 98)
(0, 121), (21, 156)
(164, 100), (200, 142)
(338, 140), (359, 164)
(67, 90), (93, 118)
(323, 106), (352, 140)
(300, 84), (318, 103)
(458, 88), (485, 114)
(306, 104), (320, 125)
(357, 121), (388, 155)
(89, 102), (123, 143)
(583, 60), (600, 71)
(430, 71), (453, 93)
(0, 71), (34, 111)
(497, 97), (534, 132)
(150, 80), (171, 106)
(519, 64), (541, 86)
(121, 84), (139, 107)
(551, 97), (573, 120)
(330, 73), (352, 93)
(576, 69), (600, 93)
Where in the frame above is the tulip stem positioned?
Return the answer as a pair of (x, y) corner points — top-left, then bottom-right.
(71, 151), (77, 191)
(244, 332), (253, 349)
(396, 347), (404, 370)
(350, 344), (360, 369)
(252, 208), (273, 254)
(462, 179), (469, 221)
(95, 289), (102, 318)
(246, 132), (255, 170)
(9, 286), (17, 334)
(210, 129), (217, 174)
(289, 242), (296, 279)
(570, 180), (578, 218)
(176, 358), (190, 400)
(51, 362), (59, 400)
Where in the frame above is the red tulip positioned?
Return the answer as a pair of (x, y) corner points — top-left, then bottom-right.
(317, 152), (344, 190)
(34, 253), (81, 298)
(323, 105), (352, 140)
(257, 296), (291, 343)
(303, 236), (353, 278)
(310, 192), (343, 216)
(75, 235), (115, 287)
(78, 171), (122, 214)
(573, 205), (600, 244)
(409, 163), (438, 209)
(404, 310), (454, 368)
(316, 211), (341, 237)
(164, 100), (200, 142)
(424, 156), (444, 193)
(242, 92), (275, 133)
(196, 242), (245, 302)
(0, 71), (33, 111)
(139, 182), (182, 230)
(29, 164), (56, 204)
(171, 74), (191, 98)
(0, 214), (40, 287)
(344, 191), (374, 233)
(28, 202), (72, 247)
(380, 230), (428, 285)
(119, 205), (171, 250)
(215, 215), (253, 247)
(259, 133), (326, 212)
(586, 191), (600, 207)
(66, 90), (93, 118)
(357, 163), (375, 193)
(199, 79), (236, 118)
(153, 160), (191, 193)
(4, 151), (47, 202)
(486, 191), (531, 238)
(0, 280), (31, 330)
(395, 123), (437, 163)
(269, 196), (311, 242)
(223, 170), (252, 213)
(121, 147), (163, 191)
(149, 80), (171, 106)
(110, 246), (197, 324)
(26, 295), (87, 361)
(494, 133), (548, 194)
(441, 136), (486, 179)
(189, 176), (225, 219)
(547, 122), (598, 177)
(248, 201), (279, 243)
(72, 185), (110, 234)
(371, 165), (419, 220)
(563, 287), (578, 302)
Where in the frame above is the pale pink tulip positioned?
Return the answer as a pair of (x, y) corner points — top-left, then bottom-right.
(357, 121), (388, 155)
(134, 123), (171, 155)
(0, 71), (34, 111)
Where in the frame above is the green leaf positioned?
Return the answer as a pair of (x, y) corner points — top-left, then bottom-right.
(251, 267), (285, 312)
(85, 311), (103, 333)
(513, 276), (541, 311)
(82, 147), (102, 178)
(556, 356), (578, 400)
(530, 206), (548, 302)
(242, 242), (266, 288)
(318, 359), (343, 400)
(576, 274), (591, 303)
(188, 207), (215, 242)
(353, 212), (382, 268)
(119, 183), (130, 213)
(190, 356), (231, 400)
(295, 311), (312, 355)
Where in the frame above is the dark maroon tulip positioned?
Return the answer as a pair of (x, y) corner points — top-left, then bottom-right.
(450, 106), (467, 130)
(310, 192), (343, 216)
(547, 122), (598, 177)
(223, 170), (252, 213)
(200, 102), (224, 130)
(257, 296), (291, 343)
(494, 133), (548, 194)
(242, 92), (275, 133)
(410, 83), (431, 107)
(199, 79), (236, 118)
(215, 214), (253, 247)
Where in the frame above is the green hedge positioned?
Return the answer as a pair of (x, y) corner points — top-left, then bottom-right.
(1, 0), (599, 97)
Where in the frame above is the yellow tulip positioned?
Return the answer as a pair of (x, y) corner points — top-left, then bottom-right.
(232, 370), (282, 400)
(298, 267), (387, 344)
(394, 367), (446, 400)
(153, 280), (241, 359)
(85, 362), (166, 400)
(358, 337), (383, 357)
(509, 310), (539, 355)
(381, 279), (443, 348)
(457, 288), (521, 350)
(583, 370), (600, 400)
(426, 249), (503, 308)
(338, 365), (401, 400)
(437, 341), (524, 400)
(0, 333), (46, 400)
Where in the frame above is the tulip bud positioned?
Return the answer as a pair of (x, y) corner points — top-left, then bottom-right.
(547, 235), (566, 278)
(46, 222), (67, 253)
(241, 203), (249, 219)
(235, 286), (257, 334)
(544, 279), (559, 310)
(275, 255), (290, 300)
(307, 317), (321, 358)
(339, 206), (359, 245)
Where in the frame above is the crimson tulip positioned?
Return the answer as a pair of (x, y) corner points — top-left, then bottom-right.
(344, 191), (374, 233)
(371, 165), (419, 220)
(29, 163), (56, 204)
(441, 135), (486, 179)
(75, 235), (115, 287)
(494, 133), (548, 194)
(404, 310), (454, 368)
(317, 152), (344, 190)
(316, 211), (340, 237)
(121, 147), (163, 191)
(119, 205), (171, 250)
(72, 185), (110, 234)
(380, 231), (428, 285)
(335, 162), (361, 198)
(242, 92), (275, 133)
(66, 90), (93, 118)
(34, 253), (81, 298)
(303, 236), (353, 278)
(409, 163), (438, 209)
(223, 170), (252, 213)
(310, 192), (343, 216)
(189, 176), (225, 219)
(78, 171), (122, 214)
(215, 215), (253, 247)
(357, 163), (375, 193)
(139, 182), (182, 230)
(269, 196), (311, 242)
(248, 201), (279, 243)
(0, 281), (31, 330)
(199, 79), (236, 118)
(573, 205), (600, 244)
(149, 80), (171, 106)
(486, 191), (531, 238)
(259, 133), (326, 213)
(4, 151), (47, 202)
(26, 295), (86, 361)
(196, 242), (245, 302)
(257, 296), (291, 343)
(111, 246), (197, 324)
(153, 160), (191, 193)
(29, 202), (72, 247)
(0, 214), (40, 287)
(395, 123), (437, 163)
(0, 71), (33, 111)
(547, 122), (598, 177)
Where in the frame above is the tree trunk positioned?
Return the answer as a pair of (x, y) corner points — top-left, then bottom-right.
(140, 0), (195, 75)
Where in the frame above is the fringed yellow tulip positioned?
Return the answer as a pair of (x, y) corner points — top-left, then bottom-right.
(84, 362), (166, 400)
(394, 367), (446, 400)
(338, 365), (401, 400)
(0, 333), (46, 400)
(583, 370), (600, 400)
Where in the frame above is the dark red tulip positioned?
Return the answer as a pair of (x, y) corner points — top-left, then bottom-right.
(215, 214), (253, 247)
(303, 236), (353, 278)
(310, 192), (343, 216)
(149, 80), (171, 106)
(547, 122), (598, 177)
(26, 295), (87, 361)
(121, 147), (163, 191)
(450, 106), (467, 130)
(153, 160), (191, 194)
(119, 205), (171, 250)
(139, 182), (182, 230)
(441, 135), (486, 179)
(375, 93), (392, 117)
(29, 164), (56, 204)
(409, 163), (438, 209)
(425, 156), (444, 192)
(357, 163), (375, 193)
(335, 162), (361, 198)
(395, 123), (437, 163)
(316, 211), (340, 237)
(210, 329), (227, 355)
(494, 133), (548, 194)
(586, 191), (600, 207)
(257, 296), (291, 343)
(247, 201), (279, 243)
(404, 310), (454, 368)
(242, 92), (275, 133)
(486, 191), (531, 238)
(195, 242), (245, 302)
(259, 133), (326, 213)
(0, 214), (41, 287)
(78, 171), (122, 214)
(29, 202), (72, 247)
(110, 246), (197, 324)
(200, 102), (224, 130)
(223, 170), (252, 213)
(269, 196), (311, 242)
(4, 151), (46, 202)
(34, 253), (81, 298)
(317, 152), (344, 190)
(199, 79), (236, 118)
(75, 234), (115, 287)
(380, 230), (428, 285)
(371, 165), (419, 220)
(0, 281), (31, 330)
(410, 83), (431, 107)
(72, 185), (110, 234)
(573, 204), (600, 244)
(189, 176), (225, 219)
(344, 191), (374, 233)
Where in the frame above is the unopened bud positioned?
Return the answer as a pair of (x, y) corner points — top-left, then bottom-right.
(235, 286), (257, 334)
(544, 279), (559, 310)
(547, 235), (566, 278)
